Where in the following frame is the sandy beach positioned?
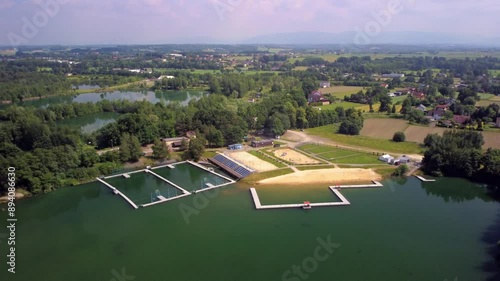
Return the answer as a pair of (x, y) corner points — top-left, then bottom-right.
(258, 168), (382, 185)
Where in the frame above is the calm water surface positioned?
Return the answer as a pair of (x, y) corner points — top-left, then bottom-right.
(2, 90), (206, 109)
(0, 177), (498, 281)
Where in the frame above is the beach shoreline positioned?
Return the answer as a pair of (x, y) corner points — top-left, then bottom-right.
(256, 168), (382, 186)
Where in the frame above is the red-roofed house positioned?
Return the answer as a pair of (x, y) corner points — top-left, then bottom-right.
(308, 91), (322, 103)
(380, 83), (389, 88)
(412, 92), (426, 100)
(453, 115), (471, 125)
(431, 105), (449, 121)
(308, 91), (330, 105)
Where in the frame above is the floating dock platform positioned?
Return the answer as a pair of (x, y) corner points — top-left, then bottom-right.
(96, 178), (138, 209)
(249, 187), (351, 210)
(330, 181), (383, 189)
(415, 176), (436, 182)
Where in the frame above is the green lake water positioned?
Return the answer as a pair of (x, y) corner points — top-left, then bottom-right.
(0, 177), (499, 281)
(2, 90), (206, 108)
(56, 112), (120, 134)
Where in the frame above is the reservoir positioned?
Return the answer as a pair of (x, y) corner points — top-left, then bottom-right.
(0, 177), (498, 281)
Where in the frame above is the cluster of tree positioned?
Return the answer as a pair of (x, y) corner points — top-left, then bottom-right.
(422, 131), (500, 184)
(0, 68), (71, 101)
(338, 108), (364, 135)
(0, 106), (122, 195)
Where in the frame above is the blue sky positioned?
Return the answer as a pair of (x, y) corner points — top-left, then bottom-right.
(0, 0), (499, 46)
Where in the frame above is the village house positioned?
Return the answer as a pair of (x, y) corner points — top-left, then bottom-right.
(320, 81), (331, 88)
(453, 115), (471, 125)
(412, 92), (426, 100)
(378, 154), (395, 164)
(416, 104), (428, 112)
(431, 104), (449, 120)
(308, 90), (330, 105)
(382, 73), (405, 78)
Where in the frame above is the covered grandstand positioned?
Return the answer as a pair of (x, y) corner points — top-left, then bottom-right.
(209, 154), (254, 179)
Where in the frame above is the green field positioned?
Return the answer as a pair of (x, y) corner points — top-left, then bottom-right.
(299, 144), (382, 164)
(241, 168), (294, 183)
(319, 101), (366, 110)
(305, 125), (424, 154)
(318, 86), (365, 99)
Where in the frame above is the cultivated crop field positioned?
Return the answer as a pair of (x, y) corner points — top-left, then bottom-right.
(359, 119), (500, 149)
(360, 119), (409, 139)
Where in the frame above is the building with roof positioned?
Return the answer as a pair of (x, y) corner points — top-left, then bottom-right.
(378, 154), (394, 164)
(453, 115), (471, 125)
(320, 81), (331, 88)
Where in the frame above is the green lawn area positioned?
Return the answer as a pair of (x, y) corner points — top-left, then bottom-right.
(248, 150), (287, 168)
(299, 144), (381, 164)
(490, 70), (500, 77)
(319, 86), (365, 99)
(478, 93), (494, 100)
(293, 66), (309, 71)
(319, 102), (365, 110)
(241, 168), (294, 184)
(305, 125), (424, 154)
(296, 165), (336, 171)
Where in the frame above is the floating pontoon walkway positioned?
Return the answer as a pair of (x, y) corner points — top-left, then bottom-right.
(146, 169), (192, 195)
(415, 176), (436, 182)
(96, 178), (138, 209)
(329, 181), (383, 189)
(97, 161), (237, 209)
(249, 187), (351, 210)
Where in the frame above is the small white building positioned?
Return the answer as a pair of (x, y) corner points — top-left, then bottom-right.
(395, 156), (411, 164)
(379, 154), (394, 163)
(158, 75), (175, 80)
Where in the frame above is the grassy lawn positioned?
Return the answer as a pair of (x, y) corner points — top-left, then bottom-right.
(306, 125), (424, 154)
(318, 86), (365, 99)
(202, 151), (218, 159)
(242, 168), (295, 184)
(248, 150), (287, 168)
(319, 102), (366, 110)
(296, 165), (336, 171)
(299, 144), (380, 164)
(293, 66), (309, 71)
(333, 154), (381, 165)
(478, 93), (494, 100)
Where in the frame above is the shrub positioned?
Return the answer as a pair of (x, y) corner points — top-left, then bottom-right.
(392, 131), (406, 142)
(392, 164), (409, 176)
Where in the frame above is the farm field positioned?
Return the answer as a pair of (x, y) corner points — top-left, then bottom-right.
(404, 126), (500, 149)
(319, 101), (366, 110)
(358, 119), (500, 149)
(317, 86), (365, 98)
(360, 119), (410, 139)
